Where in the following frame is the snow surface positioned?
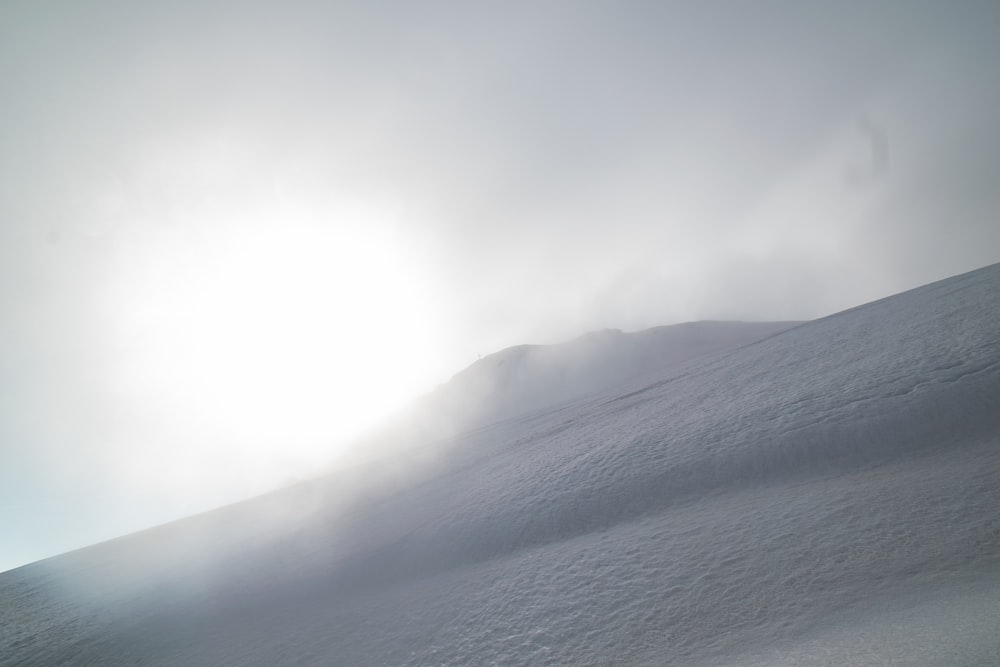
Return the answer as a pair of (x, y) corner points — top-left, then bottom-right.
(409, 320), (801, 436)
(2, 263), (1000, 666)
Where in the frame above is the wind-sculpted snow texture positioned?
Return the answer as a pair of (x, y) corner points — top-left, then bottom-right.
(3, 264), (1000, 666)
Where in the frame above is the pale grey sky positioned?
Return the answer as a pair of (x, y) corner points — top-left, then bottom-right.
(2, 1), (999, 571)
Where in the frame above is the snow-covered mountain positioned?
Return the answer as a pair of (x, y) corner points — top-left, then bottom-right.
(405, 319), (800, 438)
(3, 264), (1000, 666)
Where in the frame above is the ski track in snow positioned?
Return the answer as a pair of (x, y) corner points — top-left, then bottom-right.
(2, 263), (1000, 666)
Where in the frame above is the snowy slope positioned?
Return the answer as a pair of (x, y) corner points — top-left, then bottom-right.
(3, 264), (1000, 666)
(408, 320), (799, 436)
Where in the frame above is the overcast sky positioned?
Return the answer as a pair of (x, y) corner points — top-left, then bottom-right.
(3, 0), (1000, 572)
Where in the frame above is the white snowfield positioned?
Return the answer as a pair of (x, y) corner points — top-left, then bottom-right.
(409, 320), (801, 436)
(3, 264), (1000, 666)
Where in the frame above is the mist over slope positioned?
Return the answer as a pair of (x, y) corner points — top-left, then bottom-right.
(407, 319), (800, 437)
(3, 264), (1000, 666)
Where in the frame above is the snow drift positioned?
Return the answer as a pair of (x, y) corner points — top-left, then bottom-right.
(2, 264), (1000, 666)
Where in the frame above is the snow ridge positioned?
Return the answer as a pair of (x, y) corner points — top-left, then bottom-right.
(409, 319), (800, 435)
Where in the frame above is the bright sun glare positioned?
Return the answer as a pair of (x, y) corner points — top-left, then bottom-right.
(99, 149), (443, 488)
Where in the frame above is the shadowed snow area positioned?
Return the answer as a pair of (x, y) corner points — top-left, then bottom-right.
(3, 264), (1000, 666)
